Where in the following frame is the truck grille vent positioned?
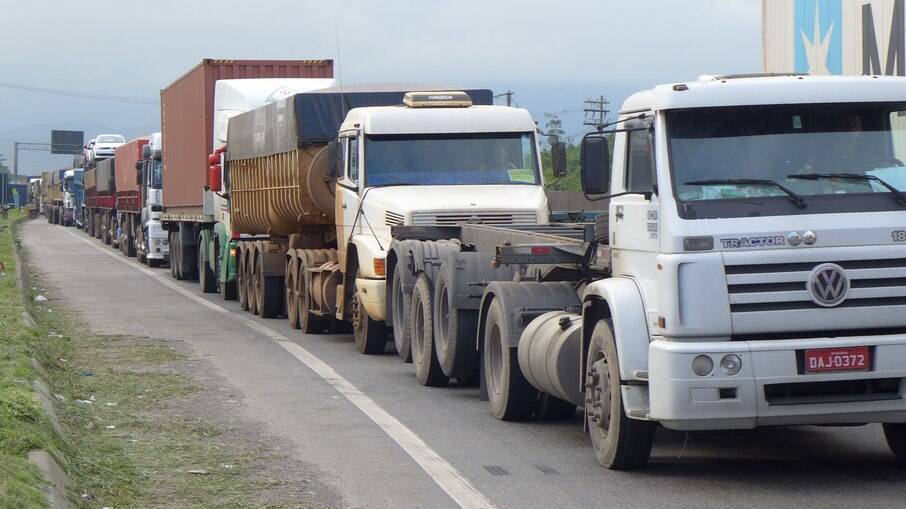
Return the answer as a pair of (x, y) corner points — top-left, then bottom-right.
(410, 210), (537, 226)
(385, 211), (405, 227)
(726, 257), (906, 313)
(764, 378), (901, 406)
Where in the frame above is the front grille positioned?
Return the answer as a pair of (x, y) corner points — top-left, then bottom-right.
(726, 257), (906, 313)
(385, 211), (405, 227)
(410, 210), (537, 226)
(764, 378), (902, 406)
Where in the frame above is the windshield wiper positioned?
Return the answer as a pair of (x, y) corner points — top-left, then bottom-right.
(788, 173), (906, 206)
(684, 179), (806, 208)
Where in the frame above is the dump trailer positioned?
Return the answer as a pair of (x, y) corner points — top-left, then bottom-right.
(133, 132), (169, 267)
(114, 137), (149, 257)
(85, 158), (117, 245)
(159, 58), (335, 282)
(213, 87), (554, 357)
(382, 74), (906, 471)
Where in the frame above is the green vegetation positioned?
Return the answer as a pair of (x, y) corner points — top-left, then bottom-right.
(0, 208), (54, 508)
(541, 143), (582, 191)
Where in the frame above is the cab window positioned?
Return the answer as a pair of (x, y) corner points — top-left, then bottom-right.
(626, 129), (654, 193)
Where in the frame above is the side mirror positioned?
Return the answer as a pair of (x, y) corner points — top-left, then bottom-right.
(580, 135), (611, 195)
(551, 142), (568, 177)
(142, 144), (152, 159)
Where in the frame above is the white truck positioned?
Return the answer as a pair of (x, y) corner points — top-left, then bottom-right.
(133, 133), (169, 266)
(218, 88), (553, 359)
(385, 74), (906, 469)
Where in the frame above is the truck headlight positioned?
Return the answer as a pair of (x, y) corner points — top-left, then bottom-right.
(720, 354), (742, 376)
(691, 355), (713, 376)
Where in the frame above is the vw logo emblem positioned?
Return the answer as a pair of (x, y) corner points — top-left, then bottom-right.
(807, 263), (849, 307)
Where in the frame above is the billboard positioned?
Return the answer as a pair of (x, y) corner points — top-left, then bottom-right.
(50, 130), (84, 155)
(764, 0), (905, 76)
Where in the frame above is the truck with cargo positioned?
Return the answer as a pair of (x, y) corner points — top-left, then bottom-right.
(27, 177), (41, 219)
(41, 169), (64, 224)
(373, 74), (906, 470)
(114, 137), (149, 257)
(62, 168), (84, 227)
(84, 158), (117, 245)
(214, 87), (554, 359)
(159, 58), (335, 286)
(131, 132), (169, 266)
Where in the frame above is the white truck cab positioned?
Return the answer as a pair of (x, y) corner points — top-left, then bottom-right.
(334, 94), (549, 324)
(577, 74), (906, 467)
(138, 132), (168, 266)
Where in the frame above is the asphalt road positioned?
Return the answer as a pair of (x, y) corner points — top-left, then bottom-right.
(22, 220), (906, 509)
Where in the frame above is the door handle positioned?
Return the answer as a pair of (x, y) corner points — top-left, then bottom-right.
(615, 205), (624, 222)
(342, 203), (347, 209)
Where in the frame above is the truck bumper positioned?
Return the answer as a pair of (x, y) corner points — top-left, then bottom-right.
(648, 334), (906, 430)
(355, 278), (387, 322)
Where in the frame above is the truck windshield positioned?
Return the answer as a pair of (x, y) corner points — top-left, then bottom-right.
(151, 160), (163, 189)
(97, 135), (124, 143)
(668, 103), (906, 217)
(364, 132), (539, 187)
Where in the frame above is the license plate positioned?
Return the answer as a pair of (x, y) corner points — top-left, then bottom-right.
(804, 346), (870, 373)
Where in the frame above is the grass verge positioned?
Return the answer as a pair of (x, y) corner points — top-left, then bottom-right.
(5, 213), (329, 508)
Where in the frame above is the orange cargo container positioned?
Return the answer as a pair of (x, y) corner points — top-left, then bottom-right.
(160, 58), (334, 214)
(115, 137), (149, 212)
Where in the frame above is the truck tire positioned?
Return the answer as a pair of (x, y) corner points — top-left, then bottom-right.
(287, 259), (301, 329)
(434, 268), (479, 383)
(483, 297), (537, 420)
(411, 274), (449, 386)
(198, 243), (216, 293)
(391, 267), (412, 362)
(586, 319), (655, 470)
(248, 250), (260, 314)
(352, 280), (388, 355)
(170, 232), (179, 279)
(256, 252), (282, 318)
(883, 423), (906, 462)
(238, 249), (250, 311)
(290, 256), (326, 333)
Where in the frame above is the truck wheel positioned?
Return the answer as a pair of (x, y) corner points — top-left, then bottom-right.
(434, 269), (478, 383)
(883, 423), (906, 462)
(586, 319), (655, 470)
(287, 260), (301, 329)
(294, 257), (325, 333)
(198, 243), (216, 294)
(248, 251), (260, 314)
(391, 267), (412, 362)
(411, 274), (448, 386)
(256, 252), (282, 318)
(483, 297), (536, 420)
(170, 232), (179, 279)
(238, 250), (250, 311)
(125, 232), (136, 257)
(352, 281), (388, 355)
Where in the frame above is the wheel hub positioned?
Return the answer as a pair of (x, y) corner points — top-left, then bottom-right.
(586, 357), (611, 432)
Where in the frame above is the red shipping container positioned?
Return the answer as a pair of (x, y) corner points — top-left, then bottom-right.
(160, 59), (334, 213)
(115, 137), (149, 212)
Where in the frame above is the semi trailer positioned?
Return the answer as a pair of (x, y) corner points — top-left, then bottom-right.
(41, 170), (64, 225)
(84, 158), (117, 245)
(159, 58), (335, 284)
(133, 133), (169, 266)
(380, 74), (906, 470)
(213, 88), (553, 358)
(114, 136), (150, 258)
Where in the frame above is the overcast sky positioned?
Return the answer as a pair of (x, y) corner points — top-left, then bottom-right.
(0, 0), (761, 175)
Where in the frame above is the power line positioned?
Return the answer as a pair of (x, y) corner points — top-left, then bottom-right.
(0, 81), (158, 105)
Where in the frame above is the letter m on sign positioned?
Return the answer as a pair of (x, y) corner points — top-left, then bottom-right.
(863, 0), (906, 76)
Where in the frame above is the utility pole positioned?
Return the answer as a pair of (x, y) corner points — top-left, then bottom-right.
(494, 90), (514, 106)
(583, 95), (610, 132)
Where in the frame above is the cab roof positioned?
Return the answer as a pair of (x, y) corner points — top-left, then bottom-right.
(339, 105), (536, 135)
(621, 74), (906, 114)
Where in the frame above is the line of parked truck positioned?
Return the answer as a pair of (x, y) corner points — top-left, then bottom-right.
(33, 58), (906, 469)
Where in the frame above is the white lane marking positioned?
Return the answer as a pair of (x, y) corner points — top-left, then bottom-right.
(59, 226), (497, 509)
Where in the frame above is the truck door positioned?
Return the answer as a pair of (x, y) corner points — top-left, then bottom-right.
(336, 134), (361, 269)
(611, 119), (660, 301)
